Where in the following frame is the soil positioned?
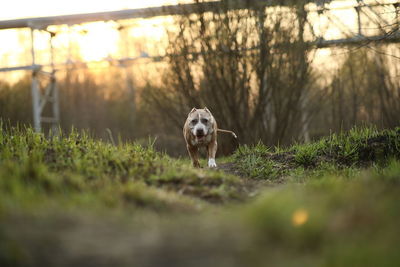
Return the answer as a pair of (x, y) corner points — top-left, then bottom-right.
(218, 162), (270, 199)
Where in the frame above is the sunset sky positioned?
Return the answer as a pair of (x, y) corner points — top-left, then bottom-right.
(0, 0), (194, 67)
(0, 0), (190, 20)
(0, 0), (397, 71)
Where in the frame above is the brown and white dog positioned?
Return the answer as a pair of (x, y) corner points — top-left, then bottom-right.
(183, 107), (237, 168)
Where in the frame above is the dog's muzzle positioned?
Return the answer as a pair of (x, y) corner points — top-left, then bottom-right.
(196, 128), (205, 137)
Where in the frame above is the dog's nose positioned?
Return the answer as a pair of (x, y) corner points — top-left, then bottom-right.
(196, 129), (204, 136)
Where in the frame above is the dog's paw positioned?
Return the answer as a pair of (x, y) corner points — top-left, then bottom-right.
(208, 158), (217, 168)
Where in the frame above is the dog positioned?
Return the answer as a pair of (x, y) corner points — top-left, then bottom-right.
(183, 107), (237, 168)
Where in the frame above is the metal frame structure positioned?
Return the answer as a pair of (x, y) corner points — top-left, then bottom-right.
(29, 30), (60, 132)
(0, 0), (399, 133)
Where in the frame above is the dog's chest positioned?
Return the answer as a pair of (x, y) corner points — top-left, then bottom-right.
(191, 134), (212, 146)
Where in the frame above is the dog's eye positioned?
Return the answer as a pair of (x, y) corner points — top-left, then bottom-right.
(191, 119), (198, 124)
(201, 118), (208, 124)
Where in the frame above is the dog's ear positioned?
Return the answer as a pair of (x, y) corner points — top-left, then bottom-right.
(204, 107), (214, 124)
(189, 108), (197, 114)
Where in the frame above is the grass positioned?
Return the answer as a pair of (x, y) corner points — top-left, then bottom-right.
(0, 124), (245, 214)
(234, 126), (400, 181)
(241, 163), (400, 266)
(1, 124), (400, 266)
(233, 142), (280, 180)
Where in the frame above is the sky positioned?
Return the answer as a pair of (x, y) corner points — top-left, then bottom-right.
(0, 0), (194, 68)
(0, 0), (397, 75)
(0, 0), (345, 70)
(0, 0), (190, 20)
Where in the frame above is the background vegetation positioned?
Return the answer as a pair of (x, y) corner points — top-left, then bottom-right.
(0, 1), (399, 156)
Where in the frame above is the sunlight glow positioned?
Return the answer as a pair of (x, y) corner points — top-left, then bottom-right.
(0, 0), (191, 67)
(292, 208), (309, 226)
(0, 0), (398, 74)
(77, 22), (120, 62)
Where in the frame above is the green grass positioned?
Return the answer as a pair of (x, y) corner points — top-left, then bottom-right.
(0, 124), (244, 214)
(234, 126), (400, 180)
(1, 124), (400, 266)
(233, 142), (280, 180)
(241, 162), (400, 266)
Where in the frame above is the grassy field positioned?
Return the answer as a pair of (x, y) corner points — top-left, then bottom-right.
(1, 124), (400, 267)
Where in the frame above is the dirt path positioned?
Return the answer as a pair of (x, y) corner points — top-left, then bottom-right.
(217, 162), (269, 199)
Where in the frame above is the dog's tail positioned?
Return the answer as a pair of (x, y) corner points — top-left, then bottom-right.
(217, 129), (237, 139)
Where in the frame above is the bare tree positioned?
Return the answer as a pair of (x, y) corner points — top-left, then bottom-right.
(322, 48), (400, 132)
(144, 1), (317, 152)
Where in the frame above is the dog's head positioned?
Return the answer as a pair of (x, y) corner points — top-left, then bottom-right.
(186, 107), (215, 139)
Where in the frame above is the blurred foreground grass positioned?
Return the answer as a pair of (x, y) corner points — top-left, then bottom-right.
(1, 124), (400, 267)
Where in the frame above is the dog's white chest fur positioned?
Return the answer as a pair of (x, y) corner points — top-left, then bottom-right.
(191, 134), (212, 146)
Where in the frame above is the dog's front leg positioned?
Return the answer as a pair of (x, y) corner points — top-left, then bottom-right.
(207, 141), (217, 168)
(187, 145), (201, 168)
